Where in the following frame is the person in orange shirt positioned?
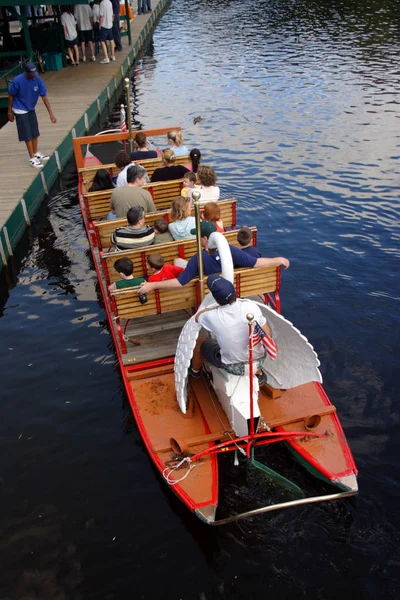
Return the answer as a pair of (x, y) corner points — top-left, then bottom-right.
(147, 254), (184, 282)
(202, 202), (224, 232)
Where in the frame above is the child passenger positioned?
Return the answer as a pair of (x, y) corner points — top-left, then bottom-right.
(202, 202), (224, 232)
(237, 227), (262, 258)
(180, 172), (197, 198)
(108, 257), (145, 292)
(147, 254), (184, 282)
(153, 217), (173, 244)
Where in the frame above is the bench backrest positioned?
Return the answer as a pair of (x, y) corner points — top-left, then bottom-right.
(94, 198), (237, 250)
(83, 179), (184, 221)
(79, 154), (190, 185)
(111, 265), (280, 320)
(103, 226), (258, 284)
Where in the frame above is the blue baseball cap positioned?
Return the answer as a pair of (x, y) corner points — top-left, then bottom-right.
(24, 61), (37, 74)
(207, 274), (235, 305)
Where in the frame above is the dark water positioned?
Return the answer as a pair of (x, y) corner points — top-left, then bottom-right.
(1, 0), (400, 597)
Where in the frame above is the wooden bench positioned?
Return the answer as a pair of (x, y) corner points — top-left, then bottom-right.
(94, 198), (237, 251)
(79, 154), (190, 186)
(83, 179), (185, 222)
(110, 265), (281, 353)
(102, 227), (258, 285)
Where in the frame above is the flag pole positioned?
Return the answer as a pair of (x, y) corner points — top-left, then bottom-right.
(192, 190), (205, 301)
(124, 77), (133, 154)
(247, 313), (255, 448)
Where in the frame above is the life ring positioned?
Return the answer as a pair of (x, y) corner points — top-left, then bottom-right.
(199, 231), (234, 309)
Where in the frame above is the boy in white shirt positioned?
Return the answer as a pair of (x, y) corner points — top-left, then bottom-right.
(61, 7), (79, 66)
(99, 0), (115, 64)
(75, 4), (95, 62)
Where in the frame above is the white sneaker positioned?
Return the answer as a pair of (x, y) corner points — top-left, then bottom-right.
(100, 58), (110, 64)
(29, 157), (42, 168)
(111, 56), (116, 61)
(91, 56), (96, 62)
(35, 151), (50, 161)
(81, 55), (86, 62)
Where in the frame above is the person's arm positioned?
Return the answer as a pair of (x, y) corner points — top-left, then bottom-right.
(7, 95), (14, 122)
(139, 277), (182, 295)
(195, 306), (216, 323)
(255, 257), (290, 270)
(41, 96), (56, 123)
(108, 282), (117, 292)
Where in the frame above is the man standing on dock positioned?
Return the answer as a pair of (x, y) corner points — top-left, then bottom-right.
(8, 61), (57, 169)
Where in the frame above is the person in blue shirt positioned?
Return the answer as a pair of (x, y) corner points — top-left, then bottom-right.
(138, 221), (290, 296)
(237, 226), (262, 258)
(8, 61), (57, 168)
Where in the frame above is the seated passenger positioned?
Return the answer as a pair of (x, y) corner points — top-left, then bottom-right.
(139, 221), (290, 296)
(188, 148), (201, 173)
(168, 196), (196, 241)
(180, 172), (197, 198)
(154, 217), (173, 244)
(108, 257), (145, 292)
(147, 254), (184, 282)
(202, 202), (224, 233)
(115, 151), (135, 187)
(237, 226), (261, 258)
(130, 132), (158, 161)
(89, 168), (115, 192)
(110, 164), (156, 218)
(167, 130), (189, 157)
(111, 206), (155, 250)
(195, 165), (220, 201)
(150, 149), (189, 183)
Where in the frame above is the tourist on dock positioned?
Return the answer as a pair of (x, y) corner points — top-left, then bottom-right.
(237, 226), (261, 259)
(202, 202), (224, 232)
(111, 206), (155, 249)
(110, 0), (122, 52)
(130, 132), (158, 161)
(168, 196), (196, 241)
(195, 165), (220, 201)
(180, 172), (197, 198)
(61, 6), (80, 67)
(147, 254), (184, 282)
(75, 3), (96, 62)
(91, 0), (101, 54)
(138, 0), (152, 16)
(188, 148), (201, 173)
(110, 165), (156, 218)
(108, 257), (145, 292)
(7, 61), (56, 169)
(98, 0), (115, 64)
(88, 168), (115, 192)
(150, 149), (189, 183)
(138, 221), (290, 295)
(189, 274), (271, 378)
(153, 217), (173, 244)
(115, 151), (135, 187)
(167, 130), (189, 157)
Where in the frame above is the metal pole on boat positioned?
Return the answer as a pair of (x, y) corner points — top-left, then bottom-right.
(192, 190), (205, 301)
(124, 78), (133, 154)
(247, 313), (255, 445)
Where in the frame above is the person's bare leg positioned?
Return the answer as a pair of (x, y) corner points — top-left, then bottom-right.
(88, 40), (95, 59)
(74, 45), (79, 64)
(81, 41), (85, 59)
(67, 47), (75, 64)
(25, 140), (35, 159)
(101, 41), (108, 59)
(109, 39), (115, 59)
(32, 137), (38, 155)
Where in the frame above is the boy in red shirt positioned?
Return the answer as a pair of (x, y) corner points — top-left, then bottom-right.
(147, 254), (184, 282)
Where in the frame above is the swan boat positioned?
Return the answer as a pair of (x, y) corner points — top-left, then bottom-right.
(73, 127), (358, 525)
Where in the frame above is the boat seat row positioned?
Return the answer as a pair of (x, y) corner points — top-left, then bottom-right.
(94, 198), (237, 251)
(102, 226), (257, 285)
(79, 154), (190, 185)
(110, 265), (281, 353)
(83, 178), (185, 222)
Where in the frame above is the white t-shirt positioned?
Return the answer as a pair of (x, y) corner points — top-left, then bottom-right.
(75, 4), (92, 31)
(198, 299), (266, 365)
(168, 217), (196, 241)
(197, 185), (220, 202)
(61, 12), (78, 41)
(99, 0), (113, 29)
(92, 4), (100, 23)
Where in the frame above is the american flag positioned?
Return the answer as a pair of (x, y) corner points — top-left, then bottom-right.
(252, 321), (278, 360)
(120, 106), (127, 133)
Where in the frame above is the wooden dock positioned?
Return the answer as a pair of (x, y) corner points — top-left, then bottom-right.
(0, 0), (169, 269)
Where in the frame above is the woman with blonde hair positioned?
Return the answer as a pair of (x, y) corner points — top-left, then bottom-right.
(167, 130), (189, 157)
(196, 165), (220, 201)
(151, 148), (190, 183)
(202, 202), (224, 233)
(168, 196), (196, 240)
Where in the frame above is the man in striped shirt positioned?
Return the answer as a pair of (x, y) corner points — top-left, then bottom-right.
(111, 206), (155, 250)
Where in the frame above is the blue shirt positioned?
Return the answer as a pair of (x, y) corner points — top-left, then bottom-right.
(242, 245), (262, 259)
(9, 74), (47, 112)
(178, 245), (257, 286)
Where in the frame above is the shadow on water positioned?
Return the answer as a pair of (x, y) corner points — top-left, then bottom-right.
(1, 0), (400, 597)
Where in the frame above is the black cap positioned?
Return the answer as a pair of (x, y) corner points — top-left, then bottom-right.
(24, 61), (37, 74)
(190, 221), (217, 238)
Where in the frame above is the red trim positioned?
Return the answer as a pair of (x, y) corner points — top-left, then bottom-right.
(235, 273), (241, 297)
(148, 187), (155, 200)
(140, 251), (148, 277)
(178, 244), (185, 259)
(232, 202), (237, 229)
(155, 289), (161, 314)
(126, 357), (175, 372)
